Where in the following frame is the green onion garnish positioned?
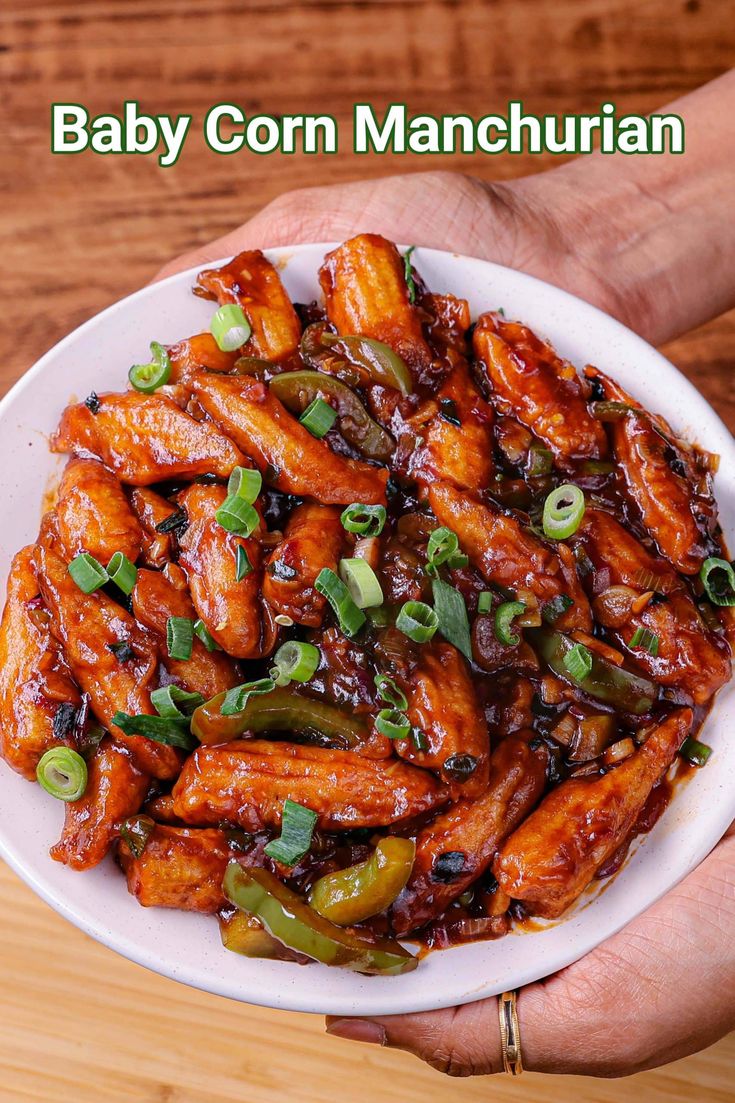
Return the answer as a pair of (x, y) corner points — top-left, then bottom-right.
(112, 711), (196, 750)
(120, 814), (155, 859)
(495, 601), (526, 647)
(477, 592), (493, 614)
(220, 677), (276, 717)
(128, 341), (171, 393)
(155, 506), (188, 535)
(193, 618), (220, 652)
(374, 674), (408, 711)
(375, 708), (411, 740)
(235, 545), (253, 582)
(396, 600), (439, 644)
(591, 400), (633, 422)
(563, 642), (593, 683)
(542, 594), (574, 623)
(338, 557), (384, 609)
(166, 616), (194, 661)
(107, 551), (138, 596)
(412, 729), (428, 751)
(68, 552), (108, 594)
(340, 503), (387, 537)
(314, 568), (366, 637)
(299, 397), (338, 439)
(426, 526), (464, 576)
(272, 641), (320, 685)
(403, 245), (417, 304)
(215, 494), (260, 537)
(542, 484), (586, 540)
(700, 557), (735, 607)
(36, 746), (88, 802)
(526, 445), (553, 477)
(679, 735), (713, 768)
(264, 799), (318, 866)
(431, 579), (472, 661)
(150, 685), (204, 719)
(210, 304), (252, 352)
(629, 627), (660, 656)
(228, 465), (262, 503)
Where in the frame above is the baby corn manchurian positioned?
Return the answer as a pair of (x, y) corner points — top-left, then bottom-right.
(576, 509), (731, 705)
(119, 826), (230, 912)
(34, 545), (180, 780)
(391, 735), (548, 935)
(129, 487), (177, 568)
(165, 332), (238, 385)
(189, 373), (388, 505)
(396, 641), (490, 797)
(319, 233), (434, 379)
(132, 568), (239, 698)
(473, 313), (607, 469)
(494, 708), (693, 918)
(262, 503), (343, 626)
(196, 249), (302, 363)
(52, 391), (244, 485)
(429, 480), (591, 632)
(51, 737), (150, 870)
(172, 741), (449, 833)
(56, 457), (143, 565)
(0, 547), (81, 779)
(177, 483), (275, 660)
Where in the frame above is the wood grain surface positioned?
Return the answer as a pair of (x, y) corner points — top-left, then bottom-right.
(1, 2), (734, 1100)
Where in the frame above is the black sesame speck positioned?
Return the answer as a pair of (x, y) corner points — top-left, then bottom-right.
(432, 851), (467, 883)
(443, 753), (478, 782)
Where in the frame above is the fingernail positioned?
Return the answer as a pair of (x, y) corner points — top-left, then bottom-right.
(326, 1018), (387, 1045)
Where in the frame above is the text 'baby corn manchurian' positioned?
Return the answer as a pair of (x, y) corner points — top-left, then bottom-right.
(0, 234), (732, 975)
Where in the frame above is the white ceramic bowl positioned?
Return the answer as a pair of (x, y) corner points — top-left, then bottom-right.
(1, 244), (733, 1017)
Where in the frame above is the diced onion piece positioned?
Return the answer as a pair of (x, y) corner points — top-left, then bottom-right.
(603, 738), (636, 766)
(542, 484), (585, 540)
(210, 304), (252, 352)
(36, 746), (88, 802)
(338, 557), (384, 609)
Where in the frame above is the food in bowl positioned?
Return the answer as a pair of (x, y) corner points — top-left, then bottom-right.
(0, 233), (732, 976)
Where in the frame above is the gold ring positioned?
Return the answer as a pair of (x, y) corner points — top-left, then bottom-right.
(498, 990), (523, 1076)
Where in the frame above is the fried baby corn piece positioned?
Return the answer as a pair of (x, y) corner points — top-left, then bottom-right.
(119, 825), (230, 912)
(395, 641), (490, 797)
(262, 503), (344, 626)
(172, 740), (449, 832)
(196, 249), (302, 362)
(319, 233), (433, 378)
(585, 367), (711, 574)
(473, 313), (607, 469)
(56, 457), (144, 565)
(132, 568), (239, 698)
(429, 480), (592, 631)
(34, 545), (179, 780)
(129, 487), (177, 568)
(165, 332), (238, 384)
(493, 708), (693, 918)
(576, 509), (730, 705)
(178, 483), (275, 659)
(51, 737), (149, 870)
(391, 735), (548, 935)
(0, 546), (81, 779)
(190, 373), (388, 505)
(52, 391), (244, 486)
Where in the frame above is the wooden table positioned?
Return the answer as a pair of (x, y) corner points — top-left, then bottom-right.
(1, 2), (734, 1099)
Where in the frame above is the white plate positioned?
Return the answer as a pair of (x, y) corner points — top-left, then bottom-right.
(0, 244), (733, 1017)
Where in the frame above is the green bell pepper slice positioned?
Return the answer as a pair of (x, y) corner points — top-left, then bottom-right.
(309, 836), (416, 925)
(191, 685), (369, 746)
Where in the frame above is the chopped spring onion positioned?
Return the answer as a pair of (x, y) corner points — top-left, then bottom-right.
(629, 627), (660, 657)
(228, 465), (262, 503)
(679, 735), (713, 768)
(542, 594), (574, 623)
(112, 710), (196, 750)
(494, 601), (526, 647)
(403, 245), (417, 303)
(210, 304), (252, 352)
(264, 799), (318, 866)
(120, 815), (155, 859)
(590, 400), (633, 421)
(426, 526), (465, 576)
(272, 641), (320, 685)
(155, 506), (189, 535)
(477, 591), (493, 614)
(315, 568), (366, 637)
(563, 642), (593, 683)
(375, 709), (411, 740)
(36, 746), (88, 802)
(128, 341), (172, 393)
(235, 545), (253, 582)
(542, 484), (586, 540)
(700, 557), (735, 607)
(431, 579), (472, 661)
(338, 557), (384, 609)
(526, 445), (553, 477)
(396, 600), (438, 644)
(220, 677), (276, 717)
(107, 551), (138, 596)
(412, 729), (428, 751)
(194, 618), (220, 652)
(340, 503), (387, 537)
(166, 616), (194, 661)
(68, 552), (109, 594)
(299, 397), (338, 439)
(374, 674), (408, 711)
(215, 494), (260, 537)
(151, 685), (204, 719)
